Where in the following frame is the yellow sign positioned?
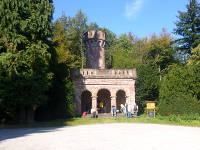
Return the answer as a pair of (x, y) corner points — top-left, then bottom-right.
(146, 102), (156, 109)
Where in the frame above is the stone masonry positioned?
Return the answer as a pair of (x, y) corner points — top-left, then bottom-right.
(83, 30), (106, 69)
(72, 31), (136, 114)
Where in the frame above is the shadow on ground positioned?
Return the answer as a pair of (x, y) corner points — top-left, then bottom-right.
(0, 118), (75, 141)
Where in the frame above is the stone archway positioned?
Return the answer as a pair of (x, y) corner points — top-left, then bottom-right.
(81, 90), (92, 113)
(97, 89), (111, 113)
(116, 90), (126, 110)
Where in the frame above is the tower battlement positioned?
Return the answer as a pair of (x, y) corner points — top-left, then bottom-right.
(83, 30), (106, 41)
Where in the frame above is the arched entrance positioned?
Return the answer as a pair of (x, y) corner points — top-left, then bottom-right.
(81, 90), (92, 113)
(116, 90), (126, 110)
(97, 89), (111, 113)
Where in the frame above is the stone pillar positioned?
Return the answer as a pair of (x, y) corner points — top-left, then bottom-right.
(126, 96), (130, 104)
(111, 96), (116, 107)
(92, 96), (97, 110)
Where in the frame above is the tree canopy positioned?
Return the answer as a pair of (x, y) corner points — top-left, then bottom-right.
(174, 0), (200, 55)
(0, 0), (54, 123)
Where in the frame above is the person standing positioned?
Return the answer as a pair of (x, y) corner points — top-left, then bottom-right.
(91, 108), (98, 118)
(125, 103), (128, 117)
(120, 104), (125, 114)
(127, 104), (132, 118)
(99, 101), (104, 113)
(111, 105), (117, 116)
(134, 104), (138, 117)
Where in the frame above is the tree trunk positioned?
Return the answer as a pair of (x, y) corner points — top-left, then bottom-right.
(26, 106), (35, 123)
(19, 106), (26, 123)
(159, 65), (161, 81)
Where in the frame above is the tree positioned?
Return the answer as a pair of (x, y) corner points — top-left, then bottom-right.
(0, 0), (54, 123)
(135, 64), (160, 113)
(106, 33), (143, 69)
(54, 11), (88, 69)
(53, 18), (80, 68)
(66, 10), (88, 58)
(143, 30), (176, 73)
(174, 0), (200, 55)
(158, 64), (200, 116)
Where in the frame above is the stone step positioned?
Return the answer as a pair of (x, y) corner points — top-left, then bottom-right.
(83, 113), (126, 118)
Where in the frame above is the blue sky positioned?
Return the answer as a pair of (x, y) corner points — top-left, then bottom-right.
(53, 0), (189, 38)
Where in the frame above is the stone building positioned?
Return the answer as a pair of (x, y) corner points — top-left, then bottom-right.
(71, 31), (136, 114)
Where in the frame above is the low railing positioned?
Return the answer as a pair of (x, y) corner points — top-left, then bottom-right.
(71, 69), (136, 79)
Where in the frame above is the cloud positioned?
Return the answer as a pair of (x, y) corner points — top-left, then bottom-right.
(125, 0), (144, 19)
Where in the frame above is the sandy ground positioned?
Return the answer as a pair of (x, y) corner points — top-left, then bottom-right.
(1, 123), (200, 150)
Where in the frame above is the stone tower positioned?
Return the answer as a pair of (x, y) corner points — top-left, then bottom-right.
(72, 30), (136, 115)
(83, 30), (106, 69)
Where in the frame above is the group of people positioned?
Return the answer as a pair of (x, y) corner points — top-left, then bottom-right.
(89, 102), (138, 118)
(120, 103), (138, 118)
(111, 103), (138, 117)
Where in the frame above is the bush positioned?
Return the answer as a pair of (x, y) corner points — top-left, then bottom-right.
(158, 64), (200, 116)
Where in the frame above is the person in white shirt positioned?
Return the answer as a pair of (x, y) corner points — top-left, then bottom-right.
(91, 108), (98, 118)
(127, 104), (132, 118)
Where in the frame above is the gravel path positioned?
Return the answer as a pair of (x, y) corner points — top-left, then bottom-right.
(1, 123), (200, 150)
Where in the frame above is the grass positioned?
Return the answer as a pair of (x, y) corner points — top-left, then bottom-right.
(1, 114), (200, 129)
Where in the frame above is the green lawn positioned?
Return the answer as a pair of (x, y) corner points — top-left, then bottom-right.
(1, 115), (200, 129)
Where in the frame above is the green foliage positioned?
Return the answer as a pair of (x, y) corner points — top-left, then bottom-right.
(47, 11), (88, 119)
(65, 79), (75, 117)
(0, 46), (52, 107)
(187, 44), (200, 65)
(0, 0), (54, 122)
(107, 48), (138, 69)
(107, 30), (176, 71)
(0, 0), (53, 51)
(174, 0), (200, 55)
(159, 64), (200, 116)
(107, 33), (142, 69)
(53, 18), (81, 68)
(143, 30), (176, 71)
(135, 64), (160, 113)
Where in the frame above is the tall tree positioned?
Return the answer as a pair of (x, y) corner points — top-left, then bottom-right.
(143, 30), (176, 81)
(55, 11), (88, 68)
(0, 0), (54, 123)
(174, 0), (200, 55)
(67, 10), (88, 57)
(135, 64), (160, 113)
(107, 33), (142, 69)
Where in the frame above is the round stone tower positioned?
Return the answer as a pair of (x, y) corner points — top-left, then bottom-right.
(83, 30), (106, 69)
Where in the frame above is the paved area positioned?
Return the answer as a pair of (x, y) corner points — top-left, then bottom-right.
(1, 123), (200, 150)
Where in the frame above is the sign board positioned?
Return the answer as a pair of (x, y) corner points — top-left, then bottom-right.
(146, 101), (156, 109)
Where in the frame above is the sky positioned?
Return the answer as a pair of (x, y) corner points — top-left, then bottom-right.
(53, 0), (189, 38)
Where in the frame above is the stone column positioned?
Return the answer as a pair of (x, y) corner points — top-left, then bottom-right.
(92, 96), (97, 110)
(125, 96), (130, 104)
(111, 96), (116, 107)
